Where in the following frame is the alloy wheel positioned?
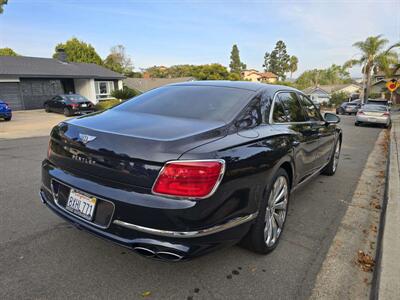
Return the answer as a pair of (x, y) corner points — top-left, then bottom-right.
(264, 176), (289, 247)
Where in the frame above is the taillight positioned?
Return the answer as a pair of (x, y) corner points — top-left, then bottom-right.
(357, 111), (364, 115)
(383, 112), (390, 116)
(152, 160), (225, 199)
(71, 103), (79, 108)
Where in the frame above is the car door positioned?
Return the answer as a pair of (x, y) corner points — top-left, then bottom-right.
(54, 96), (65, 113)
(272, 91), (321, 181)
(298, 93), (335, 168)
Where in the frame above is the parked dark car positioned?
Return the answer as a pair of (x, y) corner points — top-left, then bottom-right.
(0, 99), (12, 121)
(336, 99), (361, 115)
(40, 81), (342, 261)
(44, 94), (95, 117)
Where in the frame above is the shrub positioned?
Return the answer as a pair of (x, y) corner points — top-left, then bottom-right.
(95, 99), (122, 111)
(111, 86), (140, 100)
(329, 91), (348, 107)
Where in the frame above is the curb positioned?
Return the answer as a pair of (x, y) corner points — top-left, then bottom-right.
(376, 115), (400, 299)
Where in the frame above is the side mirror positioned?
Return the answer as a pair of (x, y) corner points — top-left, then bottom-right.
(324, 112), (340, 124)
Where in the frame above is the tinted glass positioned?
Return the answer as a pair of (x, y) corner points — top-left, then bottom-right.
(277, 92), (307, 122)
(347, 103), (358, 106)
(298, 94), (322, 121)
(115, 86), (254, 122)
(272, 98), (288, 122)
(65, 95), (88, 102)
(363, 105), (387, 112)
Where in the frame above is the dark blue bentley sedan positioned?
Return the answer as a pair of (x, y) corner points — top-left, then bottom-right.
(0, 100), (12, 121)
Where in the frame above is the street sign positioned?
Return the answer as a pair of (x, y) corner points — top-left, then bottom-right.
(386, 79), (399, 92)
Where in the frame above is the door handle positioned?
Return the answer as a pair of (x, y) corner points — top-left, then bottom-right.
(292, 140), (300, 147)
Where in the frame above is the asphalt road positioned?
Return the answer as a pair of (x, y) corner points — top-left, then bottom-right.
(0, 116), (383, 300)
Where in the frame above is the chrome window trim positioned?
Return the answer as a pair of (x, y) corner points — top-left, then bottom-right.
(113, 212), (258, 238)
(50, 178), (115, 229)
(151, 159), (226, 200)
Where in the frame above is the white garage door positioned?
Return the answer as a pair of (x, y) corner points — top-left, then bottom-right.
(0, 82), (23, 110)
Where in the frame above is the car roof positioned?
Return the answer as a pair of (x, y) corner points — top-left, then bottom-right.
(167, 80), (299, 93)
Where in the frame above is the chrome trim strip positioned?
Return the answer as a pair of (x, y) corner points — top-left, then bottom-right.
(113, 212), (258, 238)
(151, 159), (226, 200)
(50, 179), (115, 229)
(292, 161), (329, 192)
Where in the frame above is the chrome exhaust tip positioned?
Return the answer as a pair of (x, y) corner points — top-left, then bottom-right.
(133, 247), (156, 258)
(156, 251), (184, 262)
(133, 246), (184, 261)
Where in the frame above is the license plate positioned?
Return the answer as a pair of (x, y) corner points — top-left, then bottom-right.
(81, 104), (87, 107)
(368, 118), (376, 122)
(66, 189), (97, 220)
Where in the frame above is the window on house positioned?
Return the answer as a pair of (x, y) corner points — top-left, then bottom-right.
(95, 81), (115, 100)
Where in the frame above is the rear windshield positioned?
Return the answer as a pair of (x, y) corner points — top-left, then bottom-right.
(347, 103), (358, 106)
(114, 85), (255, 122)
(65, 95), (89, 102)
(363, 105), (387, 112)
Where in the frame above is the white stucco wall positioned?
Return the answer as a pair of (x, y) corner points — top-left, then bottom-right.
(74, 79), (97, 104)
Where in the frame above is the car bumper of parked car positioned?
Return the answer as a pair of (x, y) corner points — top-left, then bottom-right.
(0, 111), (12, 118)
(40, 160), (257, 260)
(356, 115), (390, 125)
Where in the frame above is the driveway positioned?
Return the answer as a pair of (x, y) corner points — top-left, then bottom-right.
(0, 116), (383, 299)
(0, 110), (67, 140)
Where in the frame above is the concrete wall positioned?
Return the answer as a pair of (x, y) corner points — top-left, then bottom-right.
(74, 79), (97, 104)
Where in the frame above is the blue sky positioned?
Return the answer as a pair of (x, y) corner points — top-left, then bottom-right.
(0, 0), (399, 77)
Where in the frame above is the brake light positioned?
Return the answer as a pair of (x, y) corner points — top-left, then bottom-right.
(357, 111), (364, 115)
(383, 112), (390, 116)
(71, 103), (79, 108)
(152, 160), (225, 198)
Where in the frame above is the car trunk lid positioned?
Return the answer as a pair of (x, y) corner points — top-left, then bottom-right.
(49, 110), (227, 188)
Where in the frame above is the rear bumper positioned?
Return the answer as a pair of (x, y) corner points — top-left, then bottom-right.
(356, 115), (390, 125)
(0, 110), (12, 118)
(40, 160), (257, 259)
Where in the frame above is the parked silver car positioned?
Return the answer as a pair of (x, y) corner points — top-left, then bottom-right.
(355, 104), (391, 128)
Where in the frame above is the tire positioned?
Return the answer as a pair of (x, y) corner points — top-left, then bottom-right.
(4, 116), (11, 121)
(321, 139), (341, 176)
(64, 107), (72, 117)
(355, 122), (360, 126)
(242, 168), (290, 254)
(44, 104), (50, 112)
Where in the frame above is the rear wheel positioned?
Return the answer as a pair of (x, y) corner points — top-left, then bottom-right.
(321, 139), (341, 176)
(242, 168), (290, 254)
(4, 116), (11, 121)
(64, 107), (72, 117)
(355, 121), (360, 126)
(44, 104), (50, 112)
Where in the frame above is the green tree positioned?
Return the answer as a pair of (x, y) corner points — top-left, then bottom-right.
(53, 37), (102, 65)
(345, 35), (399, 101)
(288, 56), (298, 79)
(0, 0), (8, 14)
(263, 40), (291, 80)
(329, 91), (348, 107)
(104, 45), (133, 75)
(229, 44), (246, 75)
(0, 47), (18, 56)
(295, 64), (352, 90)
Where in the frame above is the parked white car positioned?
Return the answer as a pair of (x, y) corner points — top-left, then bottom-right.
(355, 104), (391, 128)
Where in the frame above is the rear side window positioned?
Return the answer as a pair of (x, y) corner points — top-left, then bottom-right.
(297, 94), (322, 121)
(277, 92), (307, 122)
(272, 98), (288, 123)
(115, 86), (255, 122)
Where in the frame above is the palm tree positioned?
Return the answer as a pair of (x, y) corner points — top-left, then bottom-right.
(345, 35), (399, 102)
(288, 56), (298, 79)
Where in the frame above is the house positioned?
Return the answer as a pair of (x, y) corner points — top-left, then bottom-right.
(124, 77), (195, 93)
(0, 54), (124, 110)
(303, 84), (361, 104)
(241, 70), (278, 83)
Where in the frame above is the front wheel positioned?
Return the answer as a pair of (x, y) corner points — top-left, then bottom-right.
(242, 168), (290, 254)
(321, 139), (341, 176)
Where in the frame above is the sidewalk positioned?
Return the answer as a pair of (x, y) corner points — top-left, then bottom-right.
(378, 114), (400, 299)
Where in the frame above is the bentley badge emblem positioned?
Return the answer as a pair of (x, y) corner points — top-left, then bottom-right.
(79, 133), (96, 144)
